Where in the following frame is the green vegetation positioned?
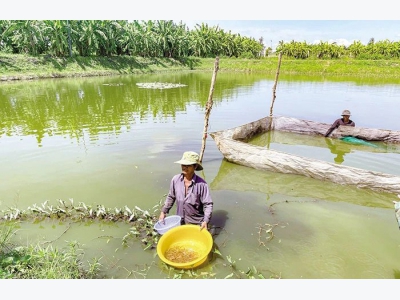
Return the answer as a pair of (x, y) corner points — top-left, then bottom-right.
(0, 223), (101, 279)
(0, 199), (282, 279)
(276, 38), (400, 59)
(2, 20), (400, 61)
(2, 53), (400, 82)
(0, 53), (199, 80)
(0, 198), (163, 249)
(0, 20), (264, 59)
(2, 20), (400, 82)
(0, 198), (162, 279)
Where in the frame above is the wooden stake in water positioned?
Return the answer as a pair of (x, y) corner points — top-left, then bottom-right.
(199, 56), (219, 163)
(269, 52), (283, 118)
(266, 52), (283, 143)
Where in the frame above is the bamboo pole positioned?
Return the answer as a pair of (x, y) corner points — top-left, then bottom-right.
(199, 56), (219, 163)
(267, 52), (283, 133)
(269, 52), (283, 117)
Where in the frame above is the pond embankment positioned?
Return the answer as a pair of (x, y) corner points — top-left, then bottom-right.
(2, 53), (400, 82)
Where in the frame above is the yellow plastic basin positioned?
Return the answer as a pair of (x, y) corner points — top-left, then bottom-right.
(157, 224), (213, 269)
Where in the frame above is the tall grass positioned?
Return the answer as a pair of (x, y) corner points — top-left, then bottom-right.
(0, 222), (102, 279)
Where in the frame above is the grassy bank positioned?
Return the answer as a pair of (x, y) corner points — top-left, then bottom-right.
(1, 53), (400, 81)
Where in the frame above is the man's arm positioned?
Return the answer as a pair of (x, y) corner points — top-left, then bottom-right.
(324, 119), (340, 137)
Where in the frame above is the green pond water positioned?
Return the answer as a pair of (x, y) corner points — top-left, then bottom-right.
(1, 71), (400, 279)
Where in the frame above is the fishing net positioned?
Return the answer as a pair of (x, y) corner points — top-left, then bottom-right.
(340, 136), (378, 148)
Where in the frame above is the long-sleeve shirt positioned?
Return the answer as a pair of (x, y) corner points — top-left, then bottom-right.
(161, 173), (213, 225)
(325, 118), (355, 137)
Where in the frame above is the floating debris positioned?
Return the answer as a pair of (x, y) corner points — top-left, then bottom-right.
(102, 83), (124, 86)
(136, 82), (187, 89)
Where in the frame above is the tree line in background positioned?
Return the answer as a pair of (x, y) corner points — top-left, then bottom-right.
(276, 38), (400, 59)
(0, 20), (264, 59)
(1, 20), (399, 60)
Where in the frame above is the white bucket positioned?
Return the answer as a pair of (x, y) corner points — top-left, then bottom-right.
(154, 215), (181, 235)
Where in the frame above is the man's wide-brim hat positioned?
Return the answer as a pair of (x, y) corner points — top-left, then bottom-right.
(341, 109), (351, 116)
(174, 151), (203, 171)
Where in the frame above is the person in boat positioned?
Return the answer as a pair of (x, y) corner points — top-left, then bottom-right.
(324, 109), (355, 137)
(158, 151), (213, 231)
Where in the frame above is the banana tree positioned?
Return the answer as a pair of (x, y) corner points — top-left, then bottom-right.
(189, 23), (219, 57)
(2, 20), (47, 55)
(43, 20), (70, 57)
(75, 20), (106, 57)
(348, 40), (365, 58)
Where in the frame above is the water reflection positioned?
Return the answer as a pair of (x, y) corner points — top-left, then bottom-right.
(324, 136), (382, 164)
(249, 130), (400, 172)
(325, 138), (351, 164)
(0, 72), (265, 147)
(210, 159), (395, 208)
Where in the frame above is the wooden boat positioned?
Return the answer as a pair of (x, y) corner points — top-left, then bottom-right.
(209, 116), (400, 195)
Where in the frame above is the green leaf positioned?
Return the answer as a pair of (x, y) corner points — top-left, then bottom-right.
(213, 248), (222, 256)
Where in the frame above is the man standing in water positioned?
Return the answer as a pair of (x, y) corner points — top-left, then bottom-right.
(159, 151), (213, 230)
(324, 109), (355, 137)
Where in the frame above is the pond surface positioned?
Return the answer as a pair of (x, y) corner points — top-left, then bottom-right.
(249, 130), (400, 174)
(1, 71), (400, 279)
